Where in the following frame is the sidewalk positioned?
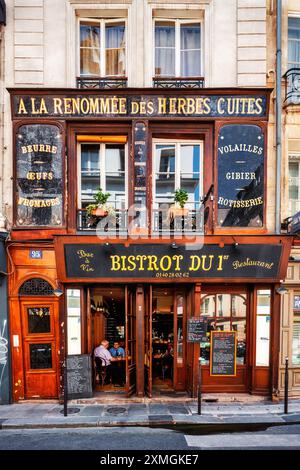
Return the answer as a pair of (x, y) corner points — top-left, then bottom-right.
(1, 399), (300, 430)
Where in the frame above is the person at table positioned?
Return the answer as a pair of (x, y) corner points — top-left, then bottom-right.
(94, 339), (117, 385)
(109, 341), (125, 358)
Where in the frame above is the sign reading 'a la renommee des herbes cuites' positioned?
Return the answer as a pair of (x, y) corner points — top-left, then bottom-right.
(12, 94), (268, 118)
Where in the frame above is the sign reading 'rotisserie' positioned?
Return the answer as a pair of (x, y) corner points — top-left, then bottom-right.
(63, 244), (282, 280)
(12, 94), (268, 119)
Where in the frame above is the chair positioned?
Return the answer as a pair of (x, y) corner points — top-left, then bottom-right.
(94, 356), (108, 387)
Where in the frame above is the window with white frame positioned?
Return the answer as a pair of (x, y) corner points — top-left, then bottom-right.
(288, 17), (300, 69)
(288, 154), (300, 216)
(153, 141), (203, 210)
(79, 19), (126, 76)
(78, 142), (127, 210)
(154, 20), (202, 77)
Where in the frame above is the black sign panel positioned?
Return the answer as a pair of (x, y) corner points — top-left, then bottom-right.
(63, 243), (282, 280)
(187, 317), (208, 342)
(16, 124), (63, 227)
(210, 331), (236, 376)
(67, 354), (93, 399)
(218, 124), (264, 227)
(12, 94), (268, 119)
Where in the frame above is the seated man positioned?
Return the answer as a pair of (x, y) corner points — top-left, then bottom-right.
(94, 339), (117, 385)
(109, 342), (125, 358)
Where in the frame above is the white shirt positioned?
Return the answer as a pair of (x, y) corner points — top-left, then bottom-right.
(94, 345), (112, 366)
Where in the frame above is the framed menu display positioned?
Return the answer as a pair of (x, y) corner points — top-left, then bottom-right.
(210, 331), (237, 376)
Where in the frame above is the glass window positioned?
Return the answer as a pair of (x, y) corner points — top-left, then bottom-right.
(80, 19), (126, 77)
(29, 343), (52, 369)
(67, 289), (81, 355)
(288, 157), (300, 216)
(153, 142), (202, 210)
(292, 296), (300, 365)
(79, 142), (127, 210)
(177, 295), (183, 364)
(255, 290), (271, 366)
(200, 293), (247, 365)
(28, 307), (51, 334)
(288, 17), (300, 69)
(155, 20), (201, 77)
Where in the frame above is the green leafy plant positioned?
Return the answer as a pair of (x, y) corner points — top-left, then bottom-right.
(86, 188), (115, 217)
(174, 188), (189, 208)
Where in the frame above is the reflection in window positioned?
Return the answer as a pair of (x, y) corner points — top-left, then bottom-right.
(67, 289), (81, 355)
(255, 290), (271, 366)
(200, 293), (247, 365)
(177, 295), (183, 365)
(28, 307), (50, 334)
(80, 20), (126, 77)
(29, 343), (52, 369)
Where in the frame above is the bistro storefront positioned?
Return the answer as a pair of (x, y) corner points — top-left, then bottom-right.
(7, 87), (292, 401)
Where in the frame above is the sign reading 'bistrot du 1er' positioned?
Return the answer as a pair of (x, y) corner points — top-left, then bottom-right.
(217, 124), (264, 228)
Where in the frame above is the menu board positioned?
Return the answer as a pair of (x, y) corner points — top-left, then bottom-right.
(67, 354), (93, 399)
(187, 317), (208, 342)
(210, 331), (236, 376)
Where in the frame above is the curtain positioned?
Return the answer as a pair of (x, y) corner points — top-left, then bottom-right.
(80, 23), (100, 75)
(180, 24), (201, 76)
(155, 24), (175, 76)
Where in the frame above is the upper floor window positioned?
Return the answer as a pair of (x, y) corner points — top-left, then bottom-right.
(154, 20), (201, 77)
(79, 19), (126, 77)
(78, 141), (128, 210)
(288, 17), (300, 69)
(288, 154), (300, 216)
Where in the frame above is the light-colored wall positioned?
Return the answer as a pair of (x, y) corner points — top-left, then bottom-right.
(0, 0), (269, 228)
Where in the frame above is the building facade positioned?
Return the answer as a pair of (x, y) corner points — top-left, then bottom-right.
(1, 0), (294, 401)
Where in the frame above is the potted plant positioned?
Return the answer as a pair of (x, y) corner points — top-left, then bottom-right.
(168, 188), (189, 219)
(86, 188), (115, 218)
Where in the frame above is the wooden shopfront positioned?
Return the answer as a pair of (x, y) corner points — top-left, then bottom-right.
(7, 87), (292, 401)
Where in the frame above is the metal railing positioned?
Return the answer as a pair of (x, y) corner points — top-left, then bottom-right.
(77, 209), (128, 233)
(153, 76), (205, 89)
(284, 68), (300, 105)
(77, 77), (128, 89)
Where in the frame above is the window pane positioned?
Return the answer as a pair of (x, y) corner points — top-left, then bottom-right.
(200, 295), (215, 316)
(200, 319), (215, 365)
(232, 319), (246, 365)
(155, 22), (175, 76)
(288, 18), (300, 67)
(180, 144), (201, 208)
(231, 295), (247, 317)
(29, 343), (52, 369)
(80, 22), (100, 76)
(177, 295), (183, 364)
(289, 162), (299, 177)
(81, 144), (100, 205)
(292, 311), (300, 365)
(216, 294), (231, 317)
(105, 144), (126, 208)
(181, 50), (201, 76)
(180, 23), (201, 49)
(155, 145), (175, 203)
(28, 307), (50, 334)
(105, 23), (125, 76)
(180, 24), (201, 76)
(256, 290), (271, 366)
(80, 22), (100, 48)
(67, 289), (81, 355)
(215, 319), (231, 331)
(80, 48), (100, 75)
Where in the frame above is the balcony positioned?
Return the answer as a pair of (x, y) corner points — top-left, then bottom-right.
(77, 207), (204, 236)
(153, 77), (205, 89)
(77, 77), (128, 89)
(284, 68), (300, 105)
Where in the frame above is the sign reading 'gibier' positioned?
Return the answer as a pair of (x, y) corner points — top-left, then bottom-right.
(63, 244), (282, 280)
(13, 94), (267, 119)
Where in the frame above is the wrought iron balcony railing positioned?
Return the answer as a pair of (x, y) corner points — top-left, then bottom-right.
(153, 76), (205, 89)
(77, 209), (128, 233)
(77, 76), (128, 89)
(284, 68), (300, 105)
(152, 208), (204, 234)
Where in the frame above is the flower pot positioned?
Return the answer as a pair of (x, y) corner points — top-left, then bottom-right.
(168, 206), (189, 220)
(91, 208), (108, 217)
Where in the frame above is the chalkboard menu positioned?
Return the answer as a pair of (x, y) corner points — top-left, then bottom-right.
(15, 123), (63, 227)
(67, 354), (93, 399)
(210, 331), (236, 376)
(218, 124), (264, 228)
(187, 317), (208, 342)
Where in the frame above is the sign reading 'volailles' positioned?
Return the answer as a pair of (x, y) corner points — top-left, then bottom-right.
(12, 94), (268, 119)
(64, 244), (282, 280)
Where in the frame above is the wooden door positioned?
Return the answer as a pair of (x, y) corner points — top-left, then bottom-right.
(186, 285), (196, 396)
(173, 289), (187, 391)
(144, 285), (152, 397)
(21, 299), (59, 398)
(125, 286), (136, 396)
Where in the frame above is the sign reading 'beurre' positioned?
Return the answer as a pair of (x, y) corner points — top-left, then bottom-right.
(63, 243), (282, 281)
(12, 94), (268, 119)
(210, 331), (236, 376)
(218, 124), (264, 228)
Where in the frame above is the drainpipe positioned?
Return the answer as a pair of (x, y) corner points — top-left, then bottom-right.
(275, 0), (282, 234)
